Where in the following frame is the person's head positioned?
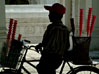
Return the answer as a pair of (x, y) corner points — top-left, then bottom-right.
(44, 3), (66, 22)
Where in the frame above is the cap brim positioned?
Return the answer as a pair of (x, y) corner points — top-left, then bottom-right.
(44, 6), (52, 11)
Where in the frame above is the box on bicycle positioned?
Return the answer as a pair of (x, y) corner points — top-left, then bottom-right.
(64, 37), (92, 65)
(1, 39), (23, 68)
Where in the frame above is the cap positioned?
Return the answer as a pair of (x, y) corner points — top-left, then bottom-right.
(44, 3), (66, 15)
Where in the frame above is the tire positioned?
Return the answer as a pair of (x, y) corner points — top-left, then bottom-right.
(67, 66), (99, 74)
(0, 69), (18, 74)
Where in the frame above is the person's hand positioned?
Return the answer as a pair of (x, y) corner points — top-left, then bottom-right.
(35, 43), (42, 53)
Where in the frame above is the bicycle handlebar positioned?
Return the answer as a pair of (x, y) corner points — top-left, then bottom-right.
(22, 39), (42, 54)
(23, 39), (31, 43)
(22, 39), (41, 53)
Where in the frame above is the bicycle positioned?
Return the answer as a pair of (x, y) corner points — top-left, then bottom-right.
(21, 37), (99, 74)
(22, 36), (99, 74)
(23, 41), (99, 74)
(0, 39), (99, 74)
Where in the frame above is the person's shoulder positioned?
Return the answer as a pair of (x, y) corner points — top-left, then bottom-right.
(47, 23), (69, 31)
(61, 24), (68, 30)
(62, 24), (70, 33)
(47, 24), (53, 29)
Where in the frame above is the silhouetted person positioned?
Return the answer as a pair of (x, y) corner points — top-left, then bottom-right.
(35, 3), (70, 74)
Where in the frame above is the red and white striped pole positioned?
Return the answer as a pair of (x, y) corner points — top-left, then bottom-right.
(6, 18), (14, 56)
(7, 18), (13, 44)
(12, 20), (17, 40)
(18, 34), (22, 41)
(87, 8), (92, 37)
(79, 9), (83, 37)
(90, 15), (96, 36)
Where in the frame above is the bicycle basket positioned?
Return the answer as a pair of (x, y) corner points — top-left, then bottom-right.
(1, 39), (23, 68)
(71, 37), (92, 65)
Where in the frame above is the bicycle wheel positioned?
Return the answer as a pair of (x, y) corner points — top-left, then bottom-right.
(67, 66), (99, 74)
